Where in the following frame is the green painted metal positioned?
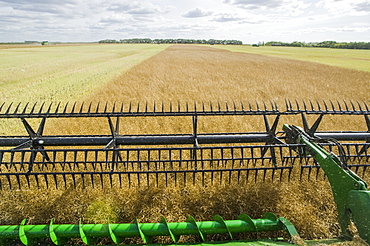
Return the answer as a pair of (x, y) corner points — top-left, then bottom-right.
(283, 124), (370, 244)
(76, 239), (297, 246)
(348, 190), (370, 243)
(0, 213), (298, 245)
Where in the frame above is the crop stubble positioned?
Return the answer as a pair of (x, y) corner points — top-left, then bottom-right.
(1, 45), (370, 245)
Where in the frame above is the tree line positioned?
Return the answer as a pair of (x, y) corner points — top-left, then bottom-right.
(98, 38), (243, 45)
(263, 41), (370, 50)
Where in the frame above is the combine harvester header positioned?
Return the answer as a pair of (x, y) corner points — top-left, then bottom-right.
(0, 100), (369, 245)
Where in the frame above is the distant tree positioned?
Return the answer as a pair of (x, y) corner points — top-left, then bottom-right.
(99, 39), (118, 43)
(103, 38), (243, 45)
(263, 40), (370, 50)
(316, 41), (337, 48)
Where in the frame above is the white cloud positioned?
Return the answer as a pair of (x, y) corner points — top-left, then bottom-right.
(106, 1), (167, 15)
(224, 0), (283, 9)
(212, 14), (244, 22)
(354, 1), (370, 12)
(224, 0), (310, 16)
(316, 0), (370, 16)
(182, 8), (213, 18)
(0, 0), (368, 43)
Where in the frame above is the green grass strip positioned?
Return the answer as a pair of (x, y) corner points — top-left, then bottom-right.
(215, 45), (370, 73)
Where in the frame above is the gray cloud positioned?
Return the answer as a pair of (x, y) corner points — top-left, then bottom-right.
(212, 14), (243, 22)
(106, 2), (140, 12)
(224, 0), (284, 9)
(0, 0), (83, 17)
(354, 2), (370, 12)
(107, 1), (165, 15)
(182, 8), (213, 18)
(0, 0), (78, 4)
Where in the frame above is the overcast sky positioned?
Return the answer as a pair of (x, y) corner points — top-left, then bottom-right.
(0, 0), (369, 44)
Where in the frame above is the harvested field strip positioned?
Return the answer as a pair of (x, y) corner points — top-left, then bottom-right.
(215, 45), (370, 73)
(1, 45), (370, 245)
(0, 44), (169, 102)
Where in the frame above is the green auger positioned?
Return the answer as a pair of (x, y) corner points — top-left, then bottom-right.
(0, 213), (298, 245)
(283, 124), (370, 244)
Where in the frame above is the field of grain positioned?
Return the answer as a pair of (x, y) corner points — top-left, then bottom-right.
(216, 45), (370, 73)
(0, 44), (369, 245)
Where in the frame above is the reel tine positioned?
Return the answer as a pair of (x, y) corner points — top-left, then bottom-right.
(55, 102), (61, 114)
(90, 173), (95, 189)
(120, 101), (124, 113)
(255, 101), (260, 111)
(363, 100), (369, 111)
(53, 174), (58, 189)
(46, 102), (53, 114)
(357, 100), (363, 112)
(269, 100), (274, 111)
(0, 102), (5, 112)
(100, 173), (104, 188)
(104, 102), (109, 113)
(95, 102), (100, 113)
(71, 102), (76, 114)
(63, 174), (67, 189)
(30, 102), (37, 115)
(14, 102), (21, 114)
(20, 102), (29, 115)
(44, 174), (49, 189)
(62, 102), (69, 114)
(136, 101), (140, 113)
(302, 100), (307, 111)
(5, 102), (14, 115)
(109, 173), (113, 188)
(72, 174), (76, 188)
(279, 168), (284, 182)
(284, 99), (289, 111)
(128, 101), (132, 113)
(38, 102), (45, 114)
(34, 174), (40, 189)
(112, 101), (116, 113)
(81, 173), (85, 189)
(271, 168), (275, 181)
(309, 100), (314, 111)
(263, 169), (267, 181)
(288, 100), (293, 111)
(337, 100), (342, 112)
(6, 174), (12, 189)
(87, 102), (92, 114)
(295, 99), (300, 111)
(79, 102), (85, 114)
